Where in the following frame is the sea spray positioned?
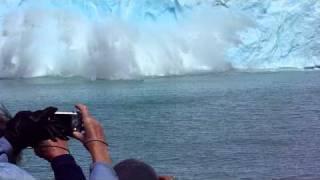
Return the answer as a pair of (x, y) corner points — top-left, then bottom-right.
(0, 0), (250, 79)
(0, 0), (318, 79)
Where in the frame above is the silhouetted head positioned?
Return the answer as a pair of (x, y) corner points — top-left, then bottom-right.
(0, 105), (21, 163)
(0, 117), (6, 136)
(0, 104), (11, 137)
(114, 159), (158, 180)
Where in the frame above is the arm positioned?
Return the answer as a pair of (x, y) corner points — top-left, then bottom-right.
(50, 154), (86, 180)
(73, 104), (118, 180)
(34, 139), (86, 180)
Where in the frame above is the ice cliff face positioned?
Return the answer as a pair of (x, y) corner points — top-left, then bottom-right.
(228, 0), (320, 70)
(0, 0), (318, 79)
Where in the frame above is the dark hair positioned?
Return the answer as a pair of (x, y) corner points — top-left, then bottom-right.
(0, 104), (12, 136)
(114, 159), (158, 180)
(0, 104), (21, 164)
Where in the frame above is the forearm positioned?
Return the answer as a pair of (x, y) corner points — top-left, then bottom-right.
(88, 143), (112, 164)
(50, 154), (86, 180)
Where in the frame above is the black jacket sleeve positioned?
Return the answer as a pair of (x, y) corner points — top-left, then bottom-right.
(50, 154), (86, 180)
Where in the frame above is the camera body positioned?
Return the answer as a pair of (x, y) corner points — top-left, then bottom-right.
(54, 112), (83, 136)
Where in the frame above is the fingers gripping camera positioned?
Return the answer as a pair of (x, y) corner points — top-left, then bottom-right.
(53, 112), (84, 137)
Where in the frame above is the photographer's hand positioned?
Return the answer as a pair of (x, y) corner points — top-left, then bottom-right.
(73, 104), (112, 164)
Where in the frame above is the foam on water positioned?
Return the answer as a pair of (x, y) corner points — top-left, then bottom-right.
(0, 0), (318, 79)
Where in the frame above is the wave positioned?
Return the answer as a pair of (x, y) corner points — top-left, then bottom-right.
(0, 0), (318, 79)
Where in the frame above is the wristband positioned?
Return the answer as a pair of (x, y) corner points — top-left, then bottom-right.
(84, 140), (109, 147)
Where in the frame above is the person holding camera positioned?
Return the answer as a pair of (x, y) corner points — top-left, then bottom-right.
(0, 104), (173, 180)
(34, 104), (118, 180)
(0, 104), (117, 180)
(0, 106), (78, 179)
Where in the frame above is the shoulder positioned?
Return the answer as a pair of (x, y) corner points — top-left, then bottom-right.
(0, 163), (36, 180)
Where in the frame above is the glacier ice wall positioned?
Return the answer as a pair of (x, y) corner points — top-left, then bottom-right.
(228, 0), (320, 70)
(0, 0), (318, 79)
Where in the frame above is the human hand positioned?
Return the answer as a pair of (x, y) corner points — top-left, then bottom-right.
(73, 104), (112, 164)
(4, 107), (68, 154)
(34, 138), (69, 161)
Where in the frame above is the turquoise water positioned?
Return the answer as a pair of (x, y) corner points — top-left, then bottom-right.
(1, 71), (320, 180)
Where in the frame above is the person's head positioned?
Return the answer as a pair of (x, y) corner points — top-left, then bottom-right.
(0, 116), (6, 136)
(114, 159), (173, 180)
(0, 105), (22, 164)
(114, 159), (158, 180)
(0, 104), (12, 136)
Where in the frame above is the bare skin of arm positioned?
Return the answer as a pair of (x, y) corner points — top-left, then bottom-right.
(73, 104), (112, 164)
(73, 104), (173, 179)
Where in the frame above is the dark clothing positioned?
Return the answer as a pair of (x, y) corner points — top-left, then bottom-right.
(51, 154), (86, 180)
(0, 137), (118, 180)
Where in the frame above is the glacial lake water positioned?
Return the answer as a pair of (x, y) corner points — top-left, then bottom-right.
(1, 71), (320, 180)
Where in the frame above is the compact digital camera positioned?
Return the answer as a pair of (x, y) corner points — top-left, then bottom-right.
(54, 112), (84, 136)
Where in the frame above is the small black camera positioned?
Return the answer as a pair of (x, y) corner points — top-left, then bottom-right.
(53, 112), (84, 136)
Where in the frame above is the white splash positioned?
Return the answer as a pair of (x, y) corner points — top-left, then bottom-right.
(0, 0), (318, 79)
